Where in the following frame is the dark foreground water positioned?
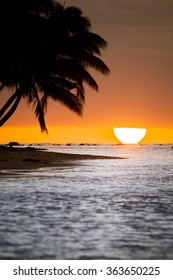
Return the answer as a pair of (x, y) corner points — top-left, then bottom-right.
(0, 144), (173, 259)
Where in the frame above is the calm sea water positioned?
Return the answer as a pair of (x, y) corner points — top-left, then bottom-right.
(0, 144), (173, 259)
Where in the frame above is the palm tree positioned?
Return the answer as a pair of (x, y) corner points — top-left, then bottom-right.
(0, 0), (110, 132)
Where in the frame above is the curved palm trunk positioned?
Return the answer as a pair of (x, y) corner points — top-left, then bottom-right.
(0, 91), (22, 127)
(0, 91), (20, 118)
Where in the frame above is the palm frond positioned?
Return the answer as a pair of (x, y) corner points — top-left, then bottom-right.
(35, 100), (48, 133)
(63, 32), (108, 55)
(58, 49), (110, 76)
(78, 52), (110, 75)
(62, 6), (91, 33)
(48, 76), (77, 91)
(40, 95), (48, 113)
(38, 81), (83, 116)
(53, 58), (99, 91)
(33, 91), (48, 133)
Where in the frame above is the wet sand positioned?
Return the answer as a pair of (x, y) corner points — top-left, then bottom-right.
(0, 146), (124, 171)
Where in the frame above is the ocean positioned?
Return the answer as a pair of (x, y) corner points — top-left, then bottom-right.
(0, 144), (173, 259)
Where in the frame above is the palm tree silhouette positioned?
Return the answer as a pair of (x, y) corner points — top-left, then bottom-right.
(0, 0), (110, 132)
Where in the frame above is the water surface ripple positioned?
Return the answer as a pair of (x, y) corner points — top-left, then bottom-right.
(0, 144), (173, 259)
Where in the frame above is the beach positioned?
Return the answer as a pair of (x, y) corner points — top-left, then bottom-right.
(0, 146), (124, 171)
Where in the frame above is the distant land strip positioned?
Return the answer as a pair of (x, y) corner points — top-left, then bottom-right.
(0, 146), (126, 172)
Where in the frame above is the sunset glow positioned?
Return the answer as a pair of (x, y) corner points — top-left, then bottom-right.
(0, 0), (173, 145)
(114, 128), (147, 144)
(1, 126), (173, 145)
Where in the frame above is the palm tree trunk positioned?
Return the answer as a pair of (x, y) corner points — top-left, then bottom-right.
(0, 92), (22, 127)
(0, 91), (19, 118)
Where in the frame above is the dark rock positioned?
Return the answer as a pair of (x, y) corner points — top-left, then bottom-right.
(8, 142), (19, 148)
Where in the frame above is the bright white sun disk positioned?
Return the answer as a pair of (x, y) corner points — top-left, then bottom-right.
(114, 128), (146, 144)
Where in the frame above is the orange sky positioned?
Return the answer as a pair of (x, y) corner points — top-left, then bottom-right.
(0, 0), (173, 144)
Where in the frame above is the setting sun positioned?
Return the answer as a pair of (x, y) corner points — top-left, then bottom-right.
(114, 128), (147, 144)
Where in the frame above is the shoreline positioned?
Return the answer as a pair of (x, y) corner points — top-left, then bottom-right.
(0, 146), (125, 171)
